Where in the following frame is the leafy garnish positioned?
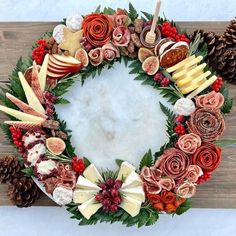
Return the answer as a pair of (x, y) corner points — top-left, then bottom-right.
(139, 149), (153, 170)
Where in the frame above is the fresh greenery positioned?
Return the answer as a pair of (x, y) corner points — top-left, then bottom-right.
(189, 31), (208, 58)
(215, 139), (236, 148)
(139, 149), (154, 170)
(22, 167), (34, 177)
(128, 2), (139, 21)
(175, 199), (192, 215)
(220, 82), (233, 114)
(66, 201), (159, 227)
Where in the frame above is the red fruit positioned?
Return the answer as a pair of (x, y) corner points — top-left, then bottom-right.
(99, 182), (107, 190)
(110, 205), (118, 213)
(102, 205), (110, 212)
(153, 72), (164, 82)
(71, 156), (85, 174)
(106, 177), (115, 187)
(174, 124), (186, 135)
(113, 196), (122, 205)
(102, 190), (111, 198)
(196, 172), (211, 185)
(111, 188), (119, 197)
(175, 115), (185, 123)
(160, 77), (170, 87)
(113, 180), (123, 189)
(95, 193), (103, 202)
(103, 199), (112, 206)
(211, 76), (223, 92)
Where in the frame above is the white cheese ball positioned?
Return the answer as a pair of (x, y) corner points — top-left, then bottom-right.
(174, 98), (196, 116)
(27, 143), (46, 166)
(53, 186), (73, 205)
(66, 14), (83, 32)
(53, 24), (66, 44)
(36, 159), (57, 175)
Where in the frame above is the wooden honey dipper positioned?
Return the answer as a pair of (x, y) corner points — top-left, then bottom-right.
(145, 0), (162, 44)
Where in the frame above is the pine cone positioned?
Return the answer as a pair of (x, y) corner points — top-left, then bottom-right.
(8, 177), (40, 207)
(217, 48), (236, 83)
(224, 17), (236, 47)
(0, 156), (22, 184)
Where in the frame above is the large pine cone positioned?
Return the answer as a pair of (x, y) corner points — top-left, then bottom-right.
(203, 32), (226, 64)
(224, 17), (236, 47)
(0, 156), (22, 184)
(8, 177), (40, 207)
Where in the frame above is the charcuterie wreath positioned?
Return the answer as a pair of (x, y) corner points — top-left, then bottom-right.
(0, 3), (235, 227)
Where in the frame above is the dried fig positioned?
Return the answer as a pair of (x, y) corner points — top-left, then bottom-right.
(75, 48), (89, 67)
(142, 56), (160, 75)
(138, 48), (154, 62)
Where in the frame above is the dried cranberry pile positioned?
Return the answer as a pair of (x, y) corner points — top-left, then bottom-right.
(95, 177), (123, 213)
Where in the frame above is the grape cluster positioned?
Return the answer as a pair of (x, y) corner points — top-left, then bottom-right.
(153, 72), (170, 87)
(95, 177), (123, 213)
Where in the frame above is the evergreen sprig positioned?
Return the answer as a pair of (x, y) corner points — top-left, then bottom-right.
(139, 149), (153, 170)
(128, 3), (138, 21)
(66, 202), (159, 227)
(220, 82), (233, 114)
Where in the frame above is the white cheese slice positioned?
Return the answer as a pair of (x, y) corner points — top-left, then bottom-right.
(120, 186), (145, 202)
(18, 72), (45, 113)
(39, 54), (49, 91)
(83, 164), (104, 184)
(76, 175), (101, 190)
(78, 197), (102, 220)
(121, 171), (142, 189)
(73, 189), (98, 204)
(117, 162), (136, 180)
(120, 195), (142, 217)
(0, 105), (45, 123)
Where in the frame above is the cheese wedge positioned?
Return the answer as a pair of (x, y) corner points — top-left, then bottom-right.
(73, 189), (98, 204)
(76, 175), (101, 190)
(0, 105), (45, 122)
(120, 186), (145, 202)
(117, 162), (136, 180)
(18, 72), (45, 113)
(78, 197), (102, 220)
(121, 171), (142, 189)
(39, 54), (49, 91)
(187, 75), (218, 99)
(186, 63), (206, 77)
(166, 55), (196, 73)
(83, 164), (104, 184)
(120, 195), (142, 217)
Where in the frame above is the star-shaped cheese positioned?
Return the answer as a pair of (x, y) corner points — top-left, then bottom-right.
(58, 28), (83, 56)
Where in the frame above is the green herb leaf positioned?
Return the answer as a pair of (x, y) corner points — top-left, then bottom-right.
(175, 199), (192, 215)
(214, 139), (236, 148)
(115, 159), (124, 167)
(22, 167), (34, 177)
(55, 97), (70, 104)
(83, 157), (91, 167)
(94, 5), (101, 13)
(139, 149), (153, 170)
(128, 2), (138, 21)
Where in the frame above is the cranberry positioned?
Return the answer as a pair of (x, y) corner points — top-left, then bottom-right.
(103, 199), (112, 206)
(175, 115), (185, 123)
(95, 193), (103, 202)
(110, 188), (119, 197)
(110, 204), (118, 213)
(113, 196), (122, 205)
(113, 180), (123, 189)
(160, 77), (170, 87)
(102, 190), (110, 198)
(106, 177), (115, 187)
(99, 182), (107, 190)
(153, 72), (164, 82)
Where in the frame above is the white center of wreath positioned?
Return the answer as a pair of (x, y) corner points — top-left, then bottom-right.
(56, 62), (172, 170)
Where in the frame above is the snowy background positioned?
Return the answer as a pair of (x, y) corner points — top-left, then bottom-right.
(0, 0), (236, 236)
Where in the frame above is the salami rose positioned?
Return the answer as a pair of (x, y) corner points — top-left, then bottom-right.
(192, 142), (221, 173)
(112, 26), (131, 46)
(196, 91), (225, 109)
(187, 108), (225, 142)
(161, 191), (176, 204)
(177, 133), (201, 154)
(102, 43), (120, 61)
(176, 182), (196, 198)
(159, 178), (175, 191)
(82, 13), (113, 47)
(155, 148), (190, 180)
(109, 9), (129, 27)
(88, 48), (104, 66)
(185, 165), (203, 183)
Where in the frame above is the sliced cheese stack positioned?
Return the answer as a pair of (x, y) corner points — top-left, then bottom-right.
(166, 55), (217, 98)
(73, 162), (145, 220)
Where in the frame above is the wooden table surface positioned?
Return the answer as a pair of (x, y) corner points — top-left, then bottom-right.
(0, 22), (235, 208)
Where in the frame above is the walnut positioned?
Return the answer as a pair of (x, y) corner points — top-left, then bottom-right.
(131, 33), (142, 48)
(134, 19), (144, 34)
(42, 120), (60, 130)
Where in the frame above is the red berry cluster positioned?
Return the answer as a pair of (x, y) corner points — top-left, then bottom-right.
(211, 76), (223, 92)
(72, 156), (85, 174)
(174, 115), (186, 135)
(95, 177), (123, 213)
(43, 91), (57, 117)
(153, 72), (170, 87)
(196, 172), (211, 185)
(32, 39), (46, 65)
(161, 22), (190, 43)
(9, 126), (24, 154)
